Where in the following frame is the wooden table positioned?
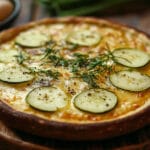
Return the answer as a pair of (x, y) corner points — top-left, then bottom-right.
(0, 0), (150, 149)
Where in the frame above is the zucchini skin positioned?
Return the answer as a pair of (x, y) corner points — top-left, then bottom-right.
(74, 102), (118, 114)
(109, 70), (150, 92)
(0, 79), (34, 84)
(74, 88), (118, 114)
(15, 42), (43, 48)
(25, 86), (67, 112)
(113, 48), (150, 68)
(15, 31), (50, 48)
(67, 30), (101, 46)
(25, 88), (55, 112)
(0, 68), (34, 84)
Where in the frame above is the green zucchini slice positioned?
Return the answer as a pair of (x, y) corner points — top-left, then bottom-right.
(0, 65), (34, 83)
(110, 70), (150, 91)
(15, 31), (50, 47)
(67, 30), (101, 46)
(0, 49), (18, 63)
(113, 48), (150, 67)
(74, 89), (117, 113)
(26, 87), (67, 111)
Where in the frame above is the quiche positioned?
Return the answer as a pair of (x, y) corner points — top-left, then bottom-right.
(0, 17), (149, 140)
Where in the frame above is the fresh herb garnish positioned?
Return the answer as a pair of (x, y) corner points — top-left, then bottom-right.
(42, 46), (116, 87)
(49, 55), (69, 67)
(65, 42), (79, 50)
(70, 53), (88, 73)
(39, 69), (60, 79)
(42, 44), (69, 67)
(88, 51), (114, 70)
(80, 71), (99, 88)
(71, 51), (115, 87)
(29, 67), (60, 80)
(15, 51), (27, 64)
(43, 48), (53, 59)
(42, 40), (57, 59)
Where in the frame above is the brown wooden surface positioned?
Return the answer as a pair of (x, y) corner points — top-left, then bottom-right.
(0, 0), (150, 149)
(7, 0), (150, 35)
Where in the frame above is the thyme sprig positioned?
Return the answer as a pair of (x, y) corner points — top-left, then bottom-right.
(42, 40), (57, 59)
(41, 46), (116, 87)
(15, 51), (27, 64)
(71, 52), (114, 88)
(43, 41), (79, 60)
(70, 53), (88, 73)
(65, 42), (79, 51)
(49, 55), (69, 67)
(80, 71), (99, 88)
(39, 69), (60, 79)
(88, 51), (114, 70)
(29, 67), (60, 80)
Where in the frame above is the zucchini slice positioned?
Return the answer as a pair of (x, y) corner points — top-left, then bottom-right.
(0, 49), (18, 63)
(15, 31), (50, 47)
(0, 65), (34, 83)
(67, 30), (101, 46)
(74, 89), (117, 113)
(26, 87), (67, 111)
(113, 48), (150, 67)
(110, 70), (150, 91)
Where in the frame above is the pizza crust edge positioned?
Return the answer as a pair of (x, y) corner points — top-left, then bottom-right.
(0, 17), (149, 140)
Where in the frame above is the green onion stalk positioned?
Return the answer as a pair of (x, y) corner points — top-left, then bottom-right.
(37, 0), (136, 16)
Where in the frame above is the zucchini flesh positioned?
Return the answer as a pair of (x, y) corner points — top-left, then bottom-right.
(0, 49), (18, 63)
(26, 87), (67, 111)
(67, 30), (101, 46)
(74, 89), (117, 113)
(110, 70), (150, 91)
(0, 65), (34, 83)
(113, 49), (150, 67)
(15, 31), (50, 47)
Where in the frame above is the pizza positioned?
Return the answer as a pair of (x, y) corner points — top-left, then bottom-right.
(0, 17), (149, 140)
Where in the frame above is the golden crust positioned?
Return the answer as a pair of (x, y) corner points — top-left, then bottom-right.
(0, 17), (149, 140)
(1, 17), (149, 43)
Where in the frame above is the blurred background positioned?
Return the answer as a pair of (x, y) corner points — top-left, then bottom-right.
(37, 0), (150, 16)
(0, 0), (150, 34)
(0, 0), (150, 149)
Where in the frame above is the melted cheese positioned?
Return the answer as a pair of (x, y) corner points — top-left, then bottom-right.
(0, 22), (150, 123)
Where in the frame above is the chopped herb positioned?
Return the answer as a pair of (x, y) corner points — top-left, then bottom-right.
(49, 55), (69, 67)
(43, 48), (53, 59)
(42, 40), (58, 59)
(45, 40), (56, 46)
(73, 53), (88, 58)
(28, 67), (37, 73)
(39, 69), (60, 79)
(41, 45), (116, 87)
(88, 57), (103, 69)
(42, 44), (69, 67)
(15, 51), (27, 64)
(28, 67), (60, 80)
(87, 51), (114, 70)
(66, 42), (79, 50)
(71, 53), (88, 72)
(80, 71), (99, 88)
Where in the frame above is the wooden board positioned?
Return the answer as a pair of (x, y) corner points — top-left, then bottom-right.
(0, 0), (150, 149)
(0, 120), (150, 150)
